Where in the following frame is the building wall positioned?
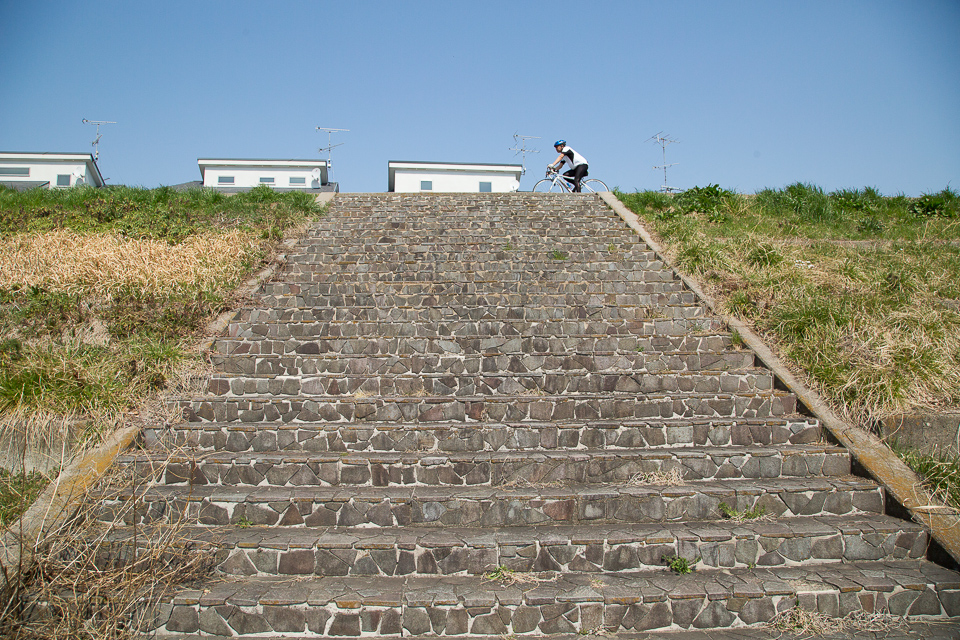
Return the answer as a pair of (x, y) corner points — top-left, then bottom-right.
(201, 164), (325, 189)
(393, 170), (520, 193)
(0, 157), (99, 187)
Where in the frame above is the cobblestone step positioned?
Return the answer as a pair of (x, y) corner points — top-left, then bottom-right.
(215, 331), (735, 358)
(280, 246), (664, 266)
(176, 390), (799, 424)
(102, 515), (928, 579)
(253, 286), (694, 311)
(278, 256), (663, 277)
(232, 292), (703, 321)
(211, 327), (730, 358)
(226, 315), (712, 342)
(149, 417), (823, 454)
(140, 561), (960, 636)
(100, 476), (883, 528)
(209, 350), (757, 378)
(204, 370), (775, 400)
(122, 444), (849, 488)
(259, 277), (684, 297)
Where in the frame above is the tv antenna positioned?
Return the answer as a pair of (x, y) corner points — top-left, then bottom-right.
(508, 133), (540, 175)
(317, 127), (348, 181)
(646, 131), (679, 192)
(82, 119), (116, 161)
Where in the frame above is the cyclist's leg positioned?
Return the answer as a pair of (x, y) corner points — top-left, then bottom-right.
(570, 165), (588, 192)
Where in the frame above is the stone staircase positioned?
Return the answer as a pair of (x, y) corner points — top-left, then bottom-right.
(104, 193), (959, 636)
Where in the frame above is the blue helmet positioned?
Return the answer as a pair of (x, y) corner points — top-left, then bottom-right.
(554, 140), (566, 147)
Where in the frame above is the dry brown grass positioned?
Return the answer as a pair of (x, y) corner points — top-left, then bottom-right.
(628, 467), (686, 486)
(0, 453), (216, 639)
(0, 229), (261, 297)
(767, 605), (907, 638)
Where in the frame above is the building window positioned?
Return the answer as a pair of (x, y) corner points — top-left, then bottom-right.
(289, 177), (306, 185)
(0, 167), (30, 176)
(479, 182), (492, 193)
(260, 177), (275, 184)
(420, 181), (433, 191)
(218, 176), (235, 185)
(57, 174), (71, 186)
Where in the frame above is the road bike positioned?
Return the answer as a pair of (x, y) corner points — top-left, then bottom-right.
(531, 168), (609, 193)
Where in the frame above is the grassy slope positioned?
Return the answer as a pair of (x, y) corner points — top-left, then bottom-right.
(616, 184), (960, 507)
(0, 184), (324, 524)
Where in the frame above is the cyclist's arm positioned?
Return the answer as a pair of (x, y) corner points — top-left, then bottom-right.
(548, 153), (565, 170)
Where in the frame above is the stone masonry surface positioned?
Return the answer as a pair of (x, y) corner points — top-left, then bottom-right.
(97, 193), (960, 637)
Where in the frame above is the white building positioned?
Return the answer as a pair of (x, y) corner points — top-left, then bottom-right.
(198, 158), (331, 191)
(0, 152), (104, 189)
(388, 161), (522, 193)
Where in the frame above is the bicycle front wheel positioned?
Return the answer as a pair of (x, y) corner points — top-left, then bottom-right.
(532, 179), (561, 193)
(581, 179), (609, 193)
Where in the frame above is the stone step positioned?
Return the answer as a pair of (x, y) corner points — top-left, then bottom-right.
(139, 561), (960, 636)
(215, 333), (735, 359)
(122, 444), (849, 488)
(254, 286), (693, 310)
(279, 254), (661, 274)
(232, 291), (702, 322)
(175, 390), (799, 424)
(151, 417), (822, 455)
(210, 351), (756, 378)
(258, 277), (683, 297)
(211, 324), (728, 357)
(99, 476), (883, 528)
(283, 242), (655, 258)
(100, 515), (928, 579)
(226, 315), (712, 342)
(203, 370), (775, 399)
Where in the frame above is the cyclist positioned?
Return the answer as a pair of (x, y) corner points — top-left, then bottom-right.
(548, 140), (589, 192)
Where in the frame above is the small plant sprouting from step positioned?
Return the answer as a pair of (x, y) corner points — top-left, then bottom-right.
(718, 501), (770, 522)
(503, 241), (513, 251)
(662, 554), (699, 575)
(731, 330), (745, 349)
(551, 249), (568, 260)
(236, 516), (253, 528)
(608, 243), (618, 253)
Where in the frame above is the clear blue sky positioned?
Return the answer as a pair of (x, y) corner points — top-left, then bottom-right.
(2, 1), (958, 195)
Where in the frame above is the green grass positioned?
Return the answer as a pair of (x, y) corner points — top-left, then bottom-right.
(890, 443), (960, 510)
(0, 469), (49, 528)
(0, 183), (321, 241)
(616, 184), (960, 423)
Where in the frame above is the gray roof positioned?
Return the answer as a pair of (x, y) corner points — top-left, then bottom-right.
(0, 180), (52, 191)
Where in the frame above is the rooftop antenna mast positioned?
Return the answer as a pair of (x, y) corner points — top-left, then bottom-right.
(82, 119), (116, 161)
(317, 127), (349, 182)
(646, 131), (679, 192)
(508, 132), (540, 175)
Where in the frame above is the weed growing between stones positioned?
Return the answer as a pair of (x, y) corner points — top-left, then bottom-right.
(718, 501), (772, 522)
(662, 554), (699, 575)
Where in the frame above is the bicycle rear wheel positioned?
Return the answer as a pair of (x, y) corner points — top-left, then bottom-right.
(581, 179), (609, 193)
(532, 179), (562, 192)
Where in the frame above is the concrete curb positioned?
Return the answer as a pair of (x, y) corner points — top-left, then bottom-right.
(599, 191), (960, 565)
(0, 193), (339, 588)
